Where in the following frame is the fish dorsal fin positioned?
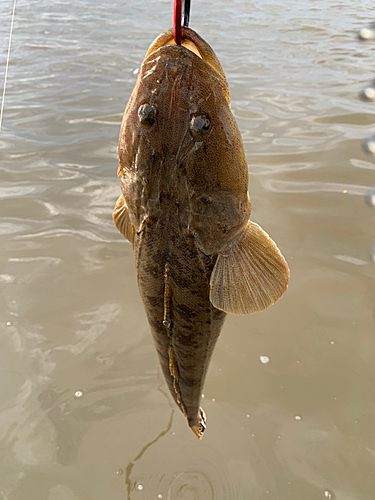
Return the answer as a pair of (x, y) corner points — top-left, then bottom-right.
(209, 221), (289, 314)
(112, 194), (133, 243)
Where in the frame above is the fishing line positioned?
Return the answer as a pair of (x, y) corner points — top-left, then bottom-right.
(174, 0), (191, 44)
(183, 0), (191, 27)
(0, 0), (17, 130)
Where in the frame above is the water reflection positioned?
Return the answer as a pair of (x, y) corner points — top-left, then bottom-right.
(124, 408), (175, 499)
(123, 401), (277, 499)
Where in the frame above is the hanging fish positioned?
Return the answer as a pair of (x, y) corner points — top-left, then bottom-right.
(113, 27), (289, 439)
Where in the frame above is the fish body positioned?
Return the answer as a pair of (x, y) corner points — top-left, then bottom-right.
(113, 27), (289, 438)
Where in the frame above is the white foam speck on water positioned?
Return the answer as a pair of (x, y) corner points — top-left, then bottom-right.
(358, 27), (375, 40)
(0, 274), (15, 284)
(365, 189), (375, 207)
(364, 87), (375, 100)
(260, 356), (270, 364)
(363, 136), (375, 155)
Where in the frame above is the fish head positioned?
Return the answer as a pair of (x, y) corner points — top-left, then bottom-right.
(118, 27), (250, 235)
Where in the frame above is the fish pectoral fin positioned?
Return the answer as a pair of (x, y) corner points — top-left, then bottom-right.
(209, 220), (289, 314)
(112, 194), (133, 243)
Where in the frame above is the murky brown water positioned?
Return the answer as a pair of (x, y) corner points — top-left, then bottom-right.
(1, 0), (375, 498)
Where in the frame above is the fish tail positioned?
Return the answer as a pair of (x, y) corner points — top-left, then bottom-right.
(189, 407), (206, 440)
(168, 345), (207, 439)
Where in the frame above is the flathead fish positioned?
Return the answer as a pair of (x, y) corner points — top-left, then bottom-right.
(113, 27), (289, 439)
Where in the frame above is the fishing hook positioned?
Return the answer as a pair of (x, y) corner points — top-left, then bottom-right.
(174, 0), (191, 45)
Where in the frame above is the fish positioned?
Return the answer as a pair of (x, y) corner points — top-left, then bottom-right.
(113, 26), (289, 439)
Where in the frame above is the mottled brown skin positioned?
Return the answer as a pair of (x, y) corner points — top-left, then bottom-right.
(116, 28), (252, 438)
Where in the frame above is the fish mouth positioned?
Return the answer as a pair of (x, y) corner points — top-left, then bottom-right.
(145, 28), (204, 61)
(143, 27), (230, 106)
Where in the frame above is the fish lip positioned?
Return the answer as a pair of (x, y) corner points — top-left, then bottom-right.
(143, 44), (216, 77)
(143, 29), (201, 62)
(143, 27), (228, 82)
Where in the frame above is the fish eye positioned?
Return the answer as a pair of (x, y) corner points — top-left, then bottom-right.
(190, 114), (211, 138)
(138, 103), (156, 129)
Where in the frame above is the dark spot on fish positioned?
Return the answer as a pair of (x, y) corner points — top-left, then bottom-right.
(138, 103), (156, 129)
(199, 195), (210, 204)
(190, 114), (210, 139)
(145, 294), (161, 308)
(176, 304), (199, 318)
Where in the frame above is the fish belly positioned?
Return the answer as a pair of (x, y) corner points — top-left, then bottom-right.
(134, 215), (226, 429)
